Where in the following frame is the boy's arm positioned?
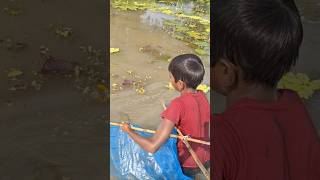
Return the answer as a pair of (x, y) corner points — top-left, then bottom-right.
(121, 118), (175, 154)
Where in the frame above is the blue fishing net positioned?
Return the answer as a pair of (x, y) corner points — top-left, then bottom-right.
(110, 124), (192, 180)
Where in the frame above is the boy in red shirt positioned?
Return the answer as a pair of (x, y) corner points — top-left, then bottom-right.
(121, 54), (210, 178)
(211, 0), (320, 180)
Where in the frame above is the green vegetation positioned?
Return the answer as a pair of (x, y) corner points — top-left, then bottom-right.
(278, 72), (320, 99)
(111, 0), (210, 56)
(49, 24), (73, 39)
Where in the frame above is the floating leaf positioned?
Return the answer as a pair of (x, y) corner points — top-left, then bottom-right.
(296, 73), (310, 82)
(165, 82), (175, 90)
(8, 69), (23, 78)
(54, 25), (73, 39)
(126, 70), (134, 74)
(145, 75), (152, 80)
(196, 84), (210, 93)
(161, 9), (173, 15)
(110, 48), (120, 54)
(311, 80), (320, 89)
(278, 72), (320, 99)
(172, 34), (185, 41)
(176, 26), (189, 32)
(97, 84), (107, 93)
(136, 87), (145, 95)
(3, 7), (22, 16)
(187, 31), (202, 39)
(195, 48), (207, 55)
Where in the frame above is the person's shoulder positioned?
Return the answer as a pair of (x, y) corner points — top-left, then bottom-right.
(196, 90), (207, 97)
(171, 95), (183, 103)
(167, 96), (183, 108)
(281, 89), (301, 100)
(279, 89), (307, 108)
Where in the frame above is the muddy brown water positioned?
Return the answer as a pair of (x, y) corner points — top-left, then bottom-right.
(1, 0), (107, 179)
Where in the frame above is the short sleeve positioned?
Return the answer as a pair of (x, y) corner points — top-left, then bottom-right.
(161, 99), (182, 125)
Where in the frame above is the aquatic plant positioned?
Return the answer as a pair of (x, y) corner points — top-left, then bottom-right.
(110, 48), (120, 54)
(278, 72), (320, 99)
(80, 46), (103, 66)
(3, 6), (22, 16)
(111, 70), (152, 95)
(49, 24), (73, 39)
(111, 0), (210, 56)
(7, 68), (23, 79)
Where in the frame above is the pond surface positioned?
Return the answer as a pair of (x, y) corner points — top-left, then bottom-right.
(110, 7), (210, 129)
(0, 0), (107, 179)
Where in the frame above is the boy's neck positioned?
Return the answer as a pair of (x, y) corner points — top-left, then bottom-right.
(226, 83), (278, 108)
(180, 88), (197, 94)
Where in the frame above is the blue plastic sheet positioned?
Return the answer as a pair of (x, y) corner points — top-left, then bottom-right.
(110, 124), (192, 180)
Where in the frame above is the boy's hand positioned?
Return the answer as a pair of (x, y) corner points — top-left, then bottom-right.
(121, 122), (132, 133)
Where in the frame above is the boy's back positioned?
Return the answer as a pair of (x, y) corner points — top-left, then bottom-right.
(162, 91), (210, 168)
(213, 89), (320, 180)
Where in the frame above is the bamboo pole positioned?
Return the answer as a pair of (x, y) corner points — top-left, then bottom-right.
(110, 121), (210, 146)
(161, 100), (210, 180)
(175, 127), (210, 180)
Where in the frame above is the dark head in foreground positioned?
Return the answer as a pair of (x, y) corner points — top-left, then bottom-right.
(169, 54), (205, 91)
(212, 0), (303, 100)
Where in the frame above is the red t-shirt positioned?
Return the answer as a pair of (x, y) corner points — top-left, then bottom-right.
(212, 89), (320, 180)
(161, 91), (210, 168)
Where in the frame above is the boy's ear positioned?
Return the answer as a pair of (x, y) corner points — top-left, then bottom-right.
(177, 80), (185, 89)
(219, 59), (238, 89)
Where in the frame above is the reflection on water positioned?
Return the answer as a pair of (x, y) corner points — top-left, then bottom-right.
(140, 0), (196, 27)
(140, 10), (175, 27)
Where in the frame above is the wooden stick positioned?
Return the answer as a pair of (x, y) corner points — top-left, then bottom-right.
(175, 127), (210, 180)
(110, 121), (210, 146)
(161, 100), (210, 180)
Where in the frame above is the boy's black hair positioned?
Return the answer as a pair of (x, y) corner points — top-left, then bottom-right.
(212, 0), (303, 87)
(169, 54), (205, 89)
